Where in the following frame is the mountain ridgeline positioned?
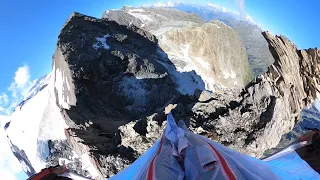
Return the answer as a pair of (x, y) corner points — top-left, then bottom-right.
(103, 7), (253, 90)
(4, 6), (320, 179)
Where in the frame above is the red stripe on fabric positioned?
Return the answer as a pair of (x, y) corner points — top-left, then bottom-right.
(31, 169), (53, 180)
(207, 142), (236, 180)
(147, 137), (163, 180)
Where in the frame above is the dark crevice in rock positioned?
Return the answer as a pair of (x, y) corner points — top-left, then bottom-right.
(257, 96), (276, 129)
(229, 101), (241, 110)
(240, 104), (253, 114)
(221, 141), (232, 146)
(133, 118), (148, 136)
(234, 128), (246, 133)
(245, 132), (256, 145)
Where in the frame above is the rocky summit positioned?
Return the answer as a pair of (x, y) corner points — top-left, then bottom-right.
(4, 6), (320, 180)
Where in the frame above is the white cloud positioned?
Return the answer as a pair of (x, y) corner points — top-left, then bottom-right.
(208, 3), (219, 8)
(0, 93), (9, 107)
(153, 1), (177, 7)
(246, 14), (255, 24)
(0, 65), (33, 115)
(207, 2), (257, 25)
(14, 65), (30, 87)
(237, 0), (246, 17)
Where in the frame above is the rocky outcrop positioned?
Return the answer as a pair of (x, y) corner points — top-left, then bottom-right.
(104, 7), (253, 91)
(263, 32), (320, 104)
(53, 12), (180, 178)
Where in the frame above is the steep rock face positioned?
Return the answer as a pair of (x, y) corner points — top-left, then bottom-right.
(53, 12), (180, 178)
(162, 21), (252, 88)
(104, 7), (253, 91)
(173, 4), (275, 76)
(54, 12), (177, 115)
(263, 32), (320, 104)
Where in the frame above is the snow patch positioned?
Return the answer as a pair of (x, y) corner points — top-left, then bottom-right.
(158, 60), (204, 95)
(6, 85), (52, 172)
(195, 57), (210, 70)
(120, 76), (147, 111)
(6, 70), (70, 174)
(128, 8), (145, 13)
(168, 44), (216, 92)
(80, 153), (100, 178)
(25, 74), (51, 100)
(53, 48), (77, 110)
(212, 23), (221, 29)
(93, 34), (111, 50)
(128, 12), (153, 22)
(220, 68), (236, 79)
(315, 99), (320, 112)
(156, 49), (207, 95)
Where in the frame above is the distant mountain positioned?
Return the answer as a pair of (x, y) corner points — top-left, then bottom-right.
(103, 6), (253, 91)
(162, 3), (275, 76)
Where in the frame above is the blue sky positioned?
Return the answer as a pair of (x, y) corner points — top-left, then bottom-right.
(0, 0), (319, 179)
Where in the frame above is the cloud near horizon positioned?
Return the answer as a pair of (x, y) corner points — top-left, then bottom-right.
(0, 65), (33, 116)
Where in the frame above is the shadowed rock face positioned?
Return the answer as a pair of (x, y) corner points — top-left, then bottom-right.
(55, 12), (181, 118)
(53, 12), (181, 178)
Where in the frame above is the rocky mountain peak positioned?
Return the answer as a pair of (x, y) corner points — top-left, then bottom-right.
(263, 31), (320, 107)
